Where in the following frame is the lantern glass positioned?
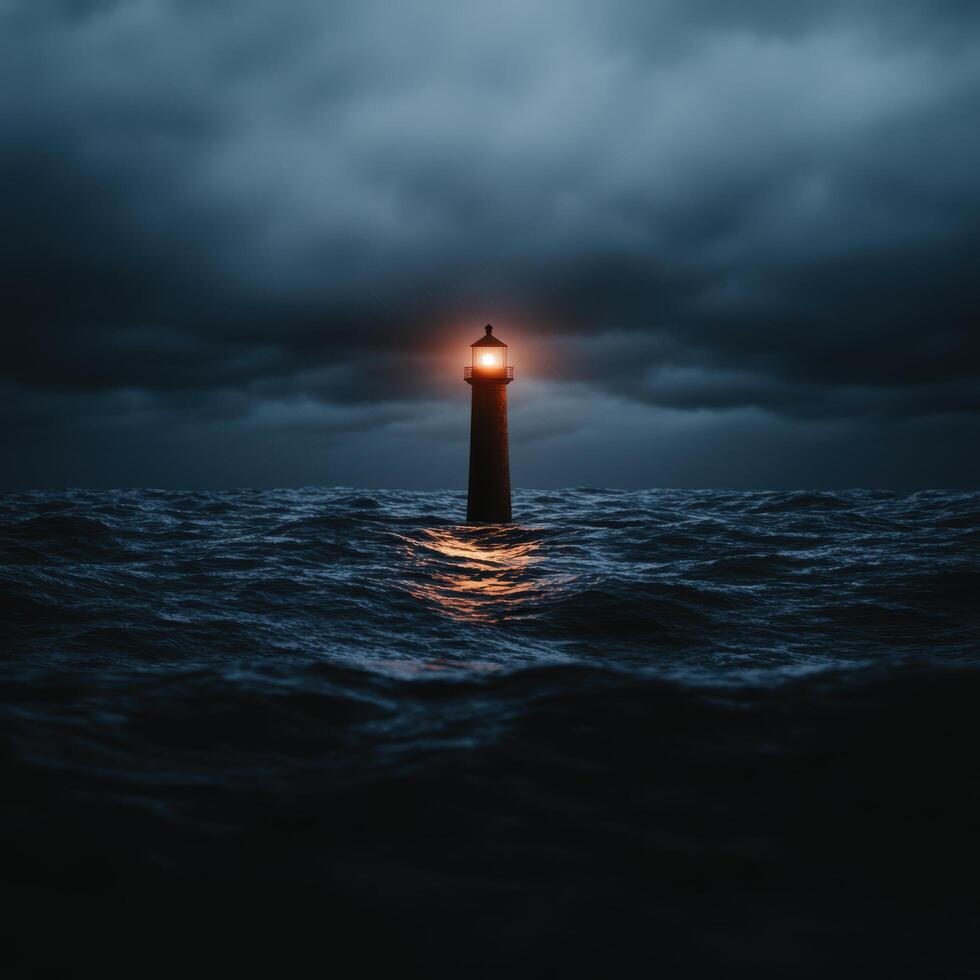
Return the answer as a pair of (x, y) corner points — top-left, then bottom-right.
(471, 346), (507, 370)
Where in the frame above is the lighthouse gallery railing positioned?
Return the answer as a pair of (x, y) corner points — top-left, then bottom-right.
(464, 366), (514, 380)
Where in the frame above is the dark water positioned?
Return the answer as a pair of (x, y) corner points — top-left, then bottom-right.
(2, 488), (978, 977)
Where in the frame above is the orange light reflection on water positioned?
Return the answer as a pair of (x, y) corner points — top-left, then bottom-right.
(397, 526), (546, 625)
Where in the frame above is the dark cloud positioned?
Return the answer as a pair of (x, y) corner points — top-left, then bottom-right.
(1, 0), (978, 488)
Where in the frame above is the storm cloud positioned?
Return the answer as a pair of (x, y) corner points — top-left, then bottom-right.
(2, 0), (979, 487)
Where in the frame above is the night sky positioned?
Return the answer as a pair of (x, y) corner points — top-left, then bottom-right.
(3, 0), (979, 490)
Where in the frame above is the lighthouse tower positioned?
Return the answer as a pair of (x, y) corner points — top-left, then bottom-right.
(464, 324), (513, 523)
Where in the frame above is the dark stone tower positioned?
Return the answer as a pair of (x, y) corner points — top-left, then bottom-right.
(465, 324), (513, 523)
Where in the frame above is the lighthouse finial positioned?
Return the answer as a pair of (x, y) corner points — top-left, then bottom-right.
(485, 324), (493, 336)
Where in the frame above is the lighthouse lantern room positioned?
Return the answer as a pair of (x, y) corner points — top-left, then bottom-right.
(466, 324), (512, 378)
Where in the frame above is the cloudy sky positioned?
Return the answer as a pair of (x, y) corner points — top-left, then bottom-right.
(3, 0), (979, 489)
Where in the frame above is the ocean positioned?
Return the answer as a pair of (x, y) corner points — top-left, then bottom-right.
(2, 488), (978, 976)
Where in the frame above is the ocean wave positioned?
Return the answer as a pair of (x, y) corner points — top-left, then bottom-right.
(1, 488), (979, 976)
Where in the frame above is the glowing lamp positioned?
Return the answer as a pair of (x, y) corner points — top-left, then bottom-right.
(469, 324), (509, 374)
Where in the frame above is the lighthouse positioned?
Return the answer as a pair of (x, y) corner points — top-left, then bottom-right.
(464, 324), (513, 523)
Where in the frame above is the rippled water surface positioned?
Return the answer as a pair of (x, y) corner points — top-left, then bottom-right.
(2, 488), (979, 977)
(3, 487), (977, 678)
